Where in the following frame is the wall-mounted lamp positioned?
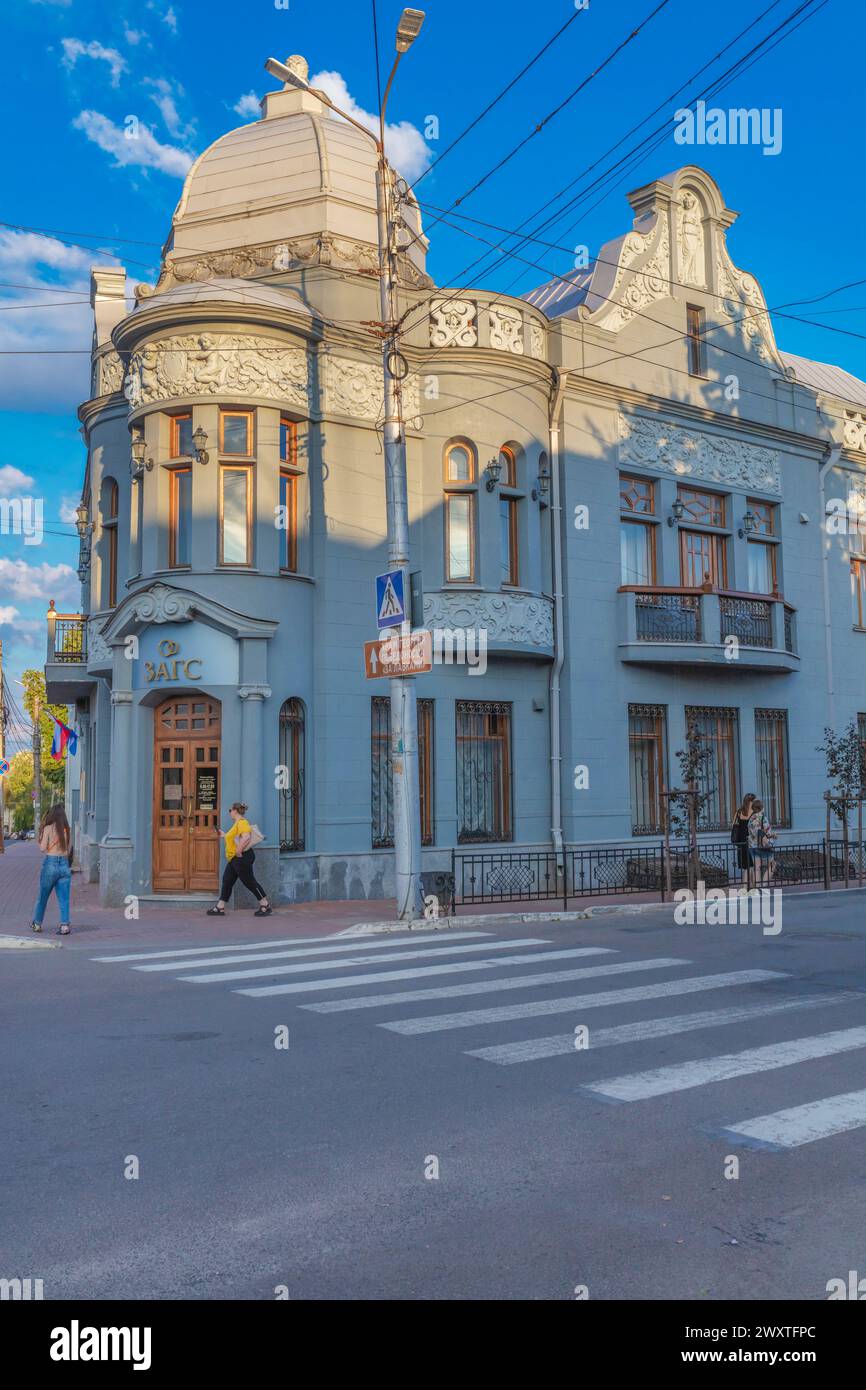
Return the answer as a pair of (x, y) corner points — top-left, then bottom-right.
(667, 497), (685, 527)
(192, 425), (210, 465)
(484, 455), (502, 492)
(130, 433), (154, 478)
(536, 457), (550, 497)
(738, 508), (757, 539)
(74, 501), (92, 540)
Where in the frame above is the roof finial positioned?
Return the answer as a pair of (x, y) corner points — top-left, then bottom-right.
(284, 55), (309, 85)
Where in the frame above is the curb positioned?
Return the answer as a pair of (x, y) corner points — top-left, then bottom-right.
(338, 884), (862, 935)
(0, 935), (61, 950)
(338, 905), (657, 935)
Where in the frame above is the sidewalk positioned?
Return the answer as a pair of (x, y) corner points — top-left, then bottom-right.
(0, 838), (851, 952)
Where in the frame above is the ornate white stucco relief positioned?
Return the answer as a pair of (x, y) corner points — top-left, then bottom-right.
(618, 414), (782, 496)
(320, 352), (422, 428)
(677, 190), (705, 287)
(86, 618), (112, 666)
(489, 307), (524, 355)
(125, 333), (309, 409)
(594, 217), (670, 332)
(92, 349), (124, 398)
(716, 251), (783, 368)
(529, 322), (545, 360)
(423, 590), (553, 648)
(843, 412), (866, 453)
(430, 299), (477, 348)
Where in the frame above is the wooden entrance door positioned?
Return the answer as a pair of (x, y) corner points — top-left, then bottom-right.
(152, 697), (221, 892)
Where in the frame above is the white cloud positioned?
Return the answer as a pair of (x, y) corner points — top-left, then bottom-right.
(73, 109), (194, 177)
(59, 496), (79, 524)
(310, 69), (431, 181)
(0, 558), (79, 605)
(233, 92), (261, 120)
(0, 605), (21, 623)
(124, 25), (145, 45)
(144, 77), (194, 140)
(61, 38), (128, 89)
(0, 229), (124, 413)
(0, 465), (37, 495)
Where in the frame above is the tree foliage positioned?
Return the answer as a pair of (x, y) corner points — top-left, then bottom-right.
(20, 668), (67, 803)
(817, 720), (864, 826)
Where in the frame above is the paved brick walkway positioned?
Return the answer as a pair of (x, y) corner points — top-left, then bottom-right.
(1, 838), (851, 952)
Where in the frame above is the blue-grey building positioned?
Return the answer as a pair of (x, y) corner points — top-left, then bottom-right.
(45, 62), (866, 906)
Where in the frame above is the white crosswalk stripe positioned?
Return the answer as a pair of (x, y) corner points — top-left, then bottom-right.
(466, 992), (861, 1064)
(378, 970), (787, 1035)
(232, 946), (636, 996)
(718, 1088), (866, 1149)
(301, 954), (684, 1013)
(162, 936), (550, 982)
(582, 1026), (866, 1102)
(92, 929), (489, 964)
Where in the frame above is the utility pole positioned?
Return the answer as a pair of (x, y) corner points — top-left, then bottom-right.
(266, 9), (426, 920)
(0, 639), (5, 854)
(33, 690), (42, 832)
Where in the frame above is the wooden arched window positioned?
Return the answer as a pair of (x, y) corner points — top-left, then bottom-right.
(443, 439), (476, 583)
(278, 698), (305, 851)
(102, 478), (119, 608)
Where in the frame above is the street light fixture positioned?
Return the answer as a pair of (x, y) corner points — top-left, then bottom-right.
(264, 12), (426, 921)
(667, 497), (686, 527)
(130, 433), (154, 478)
(738, 508), (757, 538)
(485, 456), (503, 492)
(74, 501), (91, 540)
(192, 425), (209, 465)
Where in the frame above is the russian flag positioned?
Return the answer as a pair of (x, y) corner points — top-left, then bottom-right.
(50, 715), (78, 761)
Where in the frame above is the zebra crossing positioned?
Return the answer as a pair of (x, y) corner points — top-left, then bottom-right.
(92, 927), (866, 1151)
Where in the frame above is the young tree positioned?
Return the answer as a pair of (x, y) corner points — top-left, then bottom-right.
(816, 721), (863, 827)
(20, 668), (68, 805)
(666, 720), (714, 890)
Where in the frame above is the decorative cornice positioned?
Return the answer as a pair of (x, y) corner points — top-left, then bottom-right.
(100, 581), (278, 644)
(423, 589), (553, 649)
(124, 332), (310, 411)
(618, 412), (782, 495)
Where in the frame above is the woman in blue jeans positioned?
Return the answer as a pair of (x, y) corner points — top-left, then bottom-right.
(29, 804), (72, 935)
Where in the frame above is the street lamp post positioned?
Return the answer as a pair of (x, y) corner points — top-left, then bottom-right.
(265, 9), (426, 920)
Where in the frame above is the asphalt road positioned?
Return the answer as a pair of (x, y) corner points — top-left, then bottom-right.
(3, 892), (866, 1300)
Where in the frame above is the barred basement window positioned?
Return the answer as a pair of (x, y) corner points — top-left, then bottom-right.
(685, 705), (740, 831)
(371, 696), (434, 848)
(456, 700), (512, 843)
(278, 698), (305, 851)
(628, 704), (668, 835)
(755, 709), (791, 829)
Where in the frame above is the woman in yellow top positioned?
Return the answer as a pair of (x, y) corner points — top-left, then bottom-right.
(207, 801), (272, 916)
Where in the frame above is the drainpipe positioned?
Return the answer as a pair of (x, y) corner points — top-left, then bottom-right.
(819, 442), (842, 729)
(548, 368), (569, 872)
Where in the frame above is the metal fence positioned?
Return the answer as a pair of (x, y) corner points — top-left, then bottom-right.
(451, 838), (862, 910)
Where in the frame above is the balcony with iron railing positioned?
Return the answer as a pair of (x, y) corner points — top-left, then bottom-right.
(45, 602), (94, 702)
(618, 585), (798, 671)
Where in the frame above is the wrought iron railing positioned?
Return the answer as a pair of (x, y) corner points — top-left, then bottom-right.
(52, 615), (87, 664)
(450, 838), (856, 909)
(784, 605), (795, 654)
(635, 591), (701, 642)
(719, 596), (773, 647)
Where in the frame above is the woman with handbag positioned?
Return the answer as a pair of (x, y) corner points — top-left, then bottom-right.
(29, 804), (73, 935)
(747, 799), (777, 886)
(731, 792), (756, 888)
(207, 801), (272, 916)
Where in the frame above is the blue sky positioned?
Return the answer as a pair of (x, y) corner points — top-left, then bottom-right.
(1, 0), (863, 745)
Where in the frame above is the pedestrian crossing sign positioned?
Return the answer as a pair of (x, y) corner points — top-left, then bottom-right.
(375, 569), (405, 629)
